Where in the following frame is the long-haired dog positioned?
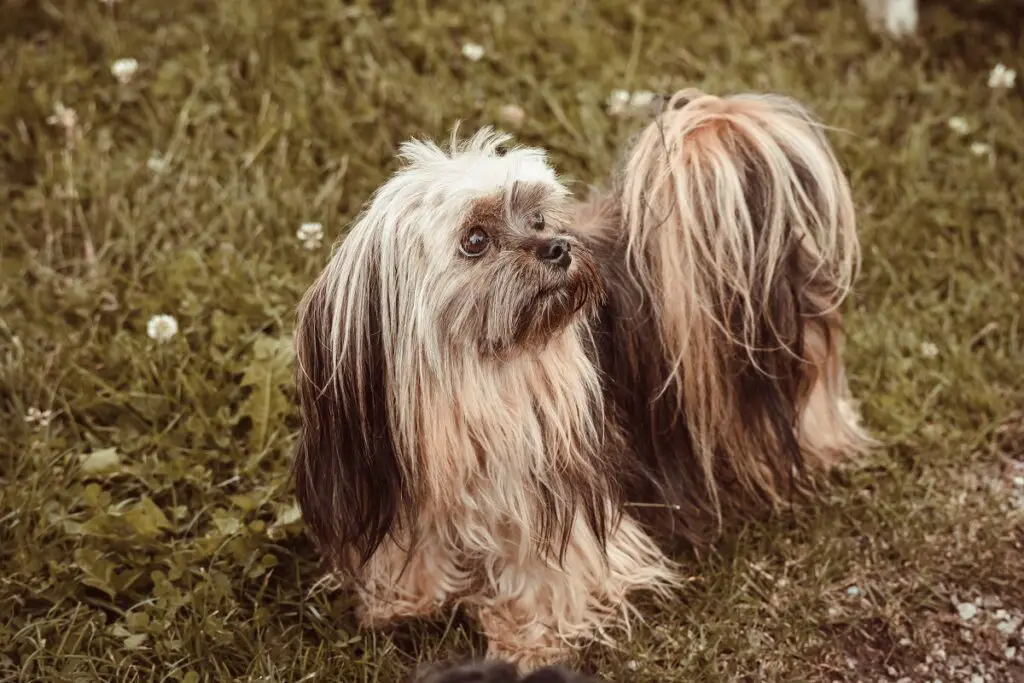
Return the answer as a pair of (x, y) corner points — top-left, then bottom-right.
(292, 87), (872, 671)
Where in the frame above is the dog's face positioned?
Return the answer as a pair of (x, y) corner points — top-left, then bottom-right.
(428, 178), (603, 357)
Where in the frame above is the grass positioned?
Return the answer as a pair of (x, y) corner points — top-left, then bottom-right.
(1, 0), (1022, 681)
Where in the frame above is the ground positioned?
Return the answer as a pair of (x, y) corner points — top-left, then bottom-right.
(1, 0), (1022, 681)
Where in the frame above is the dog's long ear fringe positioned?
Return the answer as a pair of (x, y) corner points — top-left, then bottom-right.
(292, 256), (408, 574)
(619, 90), (863, 520)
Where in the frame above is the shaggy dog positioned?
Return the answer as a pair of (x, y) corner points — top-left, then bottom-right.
(292, 87), (871, 670)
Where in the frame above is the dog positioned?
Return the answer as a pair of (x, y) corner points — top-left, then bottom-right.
(291, 87), (872, 671)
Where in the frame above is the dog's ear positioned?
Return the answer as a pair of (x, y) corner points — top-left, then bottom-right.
(292, 259), (408, 572)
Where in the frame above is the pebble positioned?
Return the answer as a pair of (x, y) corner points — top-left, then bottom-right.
(1007, 647), (1017, 660)
(847, 585), (861, 597)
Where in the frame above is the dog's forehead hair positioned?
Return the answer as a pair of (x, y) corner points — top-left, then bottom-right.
(462, 181), (556, 229)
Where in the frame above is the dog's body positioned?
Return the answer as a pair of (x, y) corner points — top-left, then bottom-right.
(293, 89), (871, 670)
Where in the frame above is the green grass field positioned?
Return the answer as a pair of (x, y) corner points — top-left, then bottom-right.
(2, 0), (1022, 681)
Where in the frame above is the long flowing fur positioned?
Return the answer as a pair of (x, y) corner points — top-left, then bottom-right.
(578, 88), (873, 541)
(293, 87), (872, 672)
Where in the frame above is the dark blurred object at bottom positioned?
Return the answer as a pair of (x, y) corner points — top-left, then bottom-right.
(412, 660), (597, 683)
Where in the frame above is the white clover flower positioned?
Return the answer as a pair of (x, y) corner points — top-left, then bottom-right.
(146, 155), (168, 173)
(920, 341), (939, 359)
(111, 58), (139, 84)
(957, 602), (978, 621)
(947, 116), (970, 135)
(970, 141), (992, 156)
(146, 314), (179, 342)
(46, 102), (78, 131)
(297, 222), (324, 250)
(499, 103), (526, 129)
(461, 42), (485, 62)
(606, 89), (631, 116)
(629, 90), (656, 109)
(24, 407), (56, 427)
(987, 63), (1017, 89)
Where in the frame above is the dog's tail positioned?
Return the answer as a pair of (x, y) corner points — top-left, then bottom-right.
(618, 88), (872, 522)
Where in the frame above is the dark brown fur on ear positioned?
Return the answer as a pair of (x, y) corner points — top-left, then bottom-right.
(292, 263), (410, 573)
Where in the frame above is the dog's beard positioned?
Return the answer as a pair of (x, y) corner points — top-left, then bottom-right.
(436, 239), (604, 358)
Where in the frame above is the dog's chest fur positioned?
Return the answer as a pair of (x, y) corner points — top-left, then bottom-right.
(415, 325), (609, 559)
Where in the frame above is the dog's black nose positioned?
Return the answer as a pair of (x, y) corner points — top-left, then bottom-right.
(537, 237), (572, 269)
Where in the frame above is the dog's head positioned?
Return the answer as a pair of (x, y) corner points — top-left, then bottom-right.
(342, 126), (601, 361)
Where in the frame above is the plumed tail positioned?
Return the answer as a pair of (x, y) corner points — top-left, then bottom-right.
(617, 88), (872, 525)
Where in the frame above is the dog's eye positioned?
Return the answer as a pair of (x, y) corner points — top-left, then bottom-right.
(530, 212), (545, 231)
(460, 226), (490, 257)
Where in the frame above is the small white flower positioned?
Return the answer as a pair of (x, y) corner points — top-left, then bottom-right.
(920, 341), (939, 358)
(957, 602), (978, 621)
(24, 407), (56, 427)
(1013, 476), (1024, 488)
(625, 660), (638, 671)
(461, 42), (485, 62)
(846, 585), (861, 597)
(987, 63), (1017, 89)
(146, 314), (179, 342)
(970, 142), (992, 157)
(297, 222), (324, 250)
(146, 155), (168, 173)
(498, 103), (526, 129)
(629, 90), (656, 108)
(947, 116), (970, 135)
(46, 102), (78, 131)
(606, 89), (631, 116)
(111, 58), (139, 84)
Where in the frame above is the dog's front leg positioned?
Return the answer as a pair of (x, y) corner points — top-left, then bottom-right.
(355, 531), (472, 629)
(472, 514), (679, 672)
